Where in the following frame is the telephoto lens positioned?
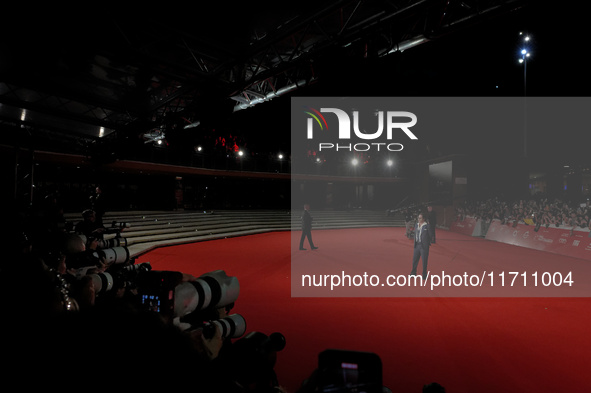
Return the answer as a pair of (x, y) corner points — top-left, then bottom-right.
(99, 237), (127, 249)
(111, 221), (131, 229)
(78, 234), (128, 249)
(173, 270), (240, 318)
(92, 246), (130, 265)
(88, 262), (151, 296)
(202, 314), (247, 339)
(89, 272), (114, 294)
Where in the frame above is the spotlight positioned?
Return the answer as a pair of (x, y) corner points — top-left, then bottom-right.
(352, 158), (358, 166)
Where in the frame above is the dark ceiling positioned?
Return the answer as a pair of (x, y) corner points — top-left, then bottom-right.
(2, 0), (574, 165)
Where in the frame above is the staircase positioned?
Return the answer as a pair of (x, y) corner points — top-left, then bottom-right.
(64, 209), (404, 257)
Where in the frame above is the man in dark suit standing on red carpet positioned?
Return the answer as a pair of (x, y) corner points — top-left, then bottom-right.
(299, 204), (318, 250)
(427, 205), (437, 244)
(411, 213), (431, 280)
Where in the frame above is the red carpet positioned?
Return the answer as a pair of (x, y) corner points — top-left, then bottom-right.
(136, 228), (591, 393)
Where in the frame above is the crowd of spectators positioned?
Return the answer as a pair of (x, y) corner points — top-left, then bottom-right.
(454, 196), (591, 230)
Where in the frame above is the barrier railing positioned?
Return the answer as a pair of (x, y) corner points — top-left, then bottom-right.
(450, 216), (591, 261)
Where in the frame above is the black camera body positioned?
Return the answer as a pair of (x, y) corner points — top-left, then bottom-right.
(136, 270), (184, 319)
(136, 269), (244, 335)
(89, 261), (152, 295)
(218, 331), (287, 391)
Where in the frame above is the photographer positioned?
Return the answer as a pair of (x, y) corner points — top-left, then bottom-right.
(74, 208), (128, 249)
(89, 185), (106, 226)
(74, 209), (107, 240)
(61, 233), (109, 270)
(51, 232), (113, 309)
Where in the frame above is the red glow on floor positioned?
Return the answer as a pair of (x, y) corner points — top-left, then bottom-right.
(136, 228), (591, 393)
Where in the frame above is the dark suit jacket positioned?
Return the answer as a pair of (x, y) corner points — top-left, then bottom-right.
(427, 210), (437, 226)
(302, 210), (313, 230)
(414, 222), (431, 250)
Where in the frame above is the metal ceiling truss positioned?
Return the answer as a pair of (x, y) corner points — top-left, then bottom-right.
(131, 0), (528, 151)
(0, 0), (528, 152)
(225, 0), (529, 112)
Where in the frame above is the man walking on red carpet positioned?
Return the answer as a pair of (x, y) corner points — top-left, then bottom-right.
(299, 204), (318, 250)
(411, 213), (431, 280)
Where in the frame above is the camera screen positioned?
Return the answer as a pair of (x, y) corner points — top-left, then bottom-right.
(318, 350), (382, 393)
(141, 294), (162, 313)
(339, 362), (360, 384)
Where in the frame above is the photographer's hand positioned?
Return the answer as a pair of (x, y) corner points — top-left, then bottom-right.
(96, 256), (112, 272)
(190, 325), (223, 361)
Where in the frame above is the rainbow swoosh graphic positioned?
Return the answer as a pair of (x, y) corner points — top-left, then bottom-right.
(303, 106), (328, 130)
